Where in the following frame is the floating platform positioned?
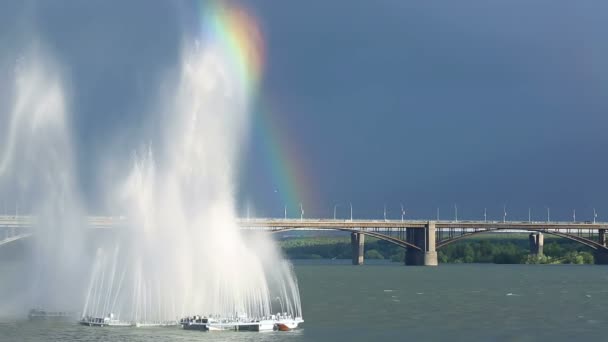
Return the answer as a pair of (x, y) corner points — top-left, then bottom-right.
(180, 315), (303, 332)
(134, 322), (178, 328)
(78, 313), (303, 331)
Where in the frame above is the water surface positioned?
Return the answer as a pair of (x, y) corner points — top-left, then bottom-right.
(2, 261), (608, 341)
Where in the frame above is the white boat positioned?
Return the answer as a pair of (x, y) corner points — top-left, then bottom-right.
(79, 314), (132, 327)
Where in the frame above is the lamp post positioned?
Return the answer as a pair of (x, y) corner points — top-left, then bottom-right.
(454, 204), (458, 222)
(333, 204), (339, 220)
(400, 203), (406, 222)
(350, 202), (353, 221)
(546, 207), (550, 223)
(594, 208), (597, 224)
(300, 203), (304, 221)
(484, 208), (487, 223)
(383, 204), (387, 222)
(503, 205), (507, 223)
(573, 209), (576, 222)
(528, 208), (531, 223)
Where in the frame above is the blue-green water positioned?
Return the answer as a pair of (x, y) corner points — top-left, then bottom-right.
(2, 261), (608, 341)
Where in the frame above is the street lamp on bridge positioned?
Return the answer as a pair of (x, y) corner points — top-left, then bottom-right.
(454, 204), (458, 222)
(503, 205), (507, 223)
(546, 207), (550, 223)
(333, 203), (339, 220)
(383, 204), (387, 222)
(400, 203), (406, 222)
(594, 208), (597, 224)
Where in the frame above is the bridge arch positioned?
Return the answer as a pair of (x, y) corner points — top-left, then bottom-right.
(1, 228), (424, 251)
(436, 228), (607, 250)
(269, 227), (422, 250)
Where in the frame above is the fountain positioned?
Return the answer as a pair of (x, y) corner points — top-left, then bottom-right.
(80, 6), (302, 326)
(0, 46), (88, 316)
(0, 4), (303, 328)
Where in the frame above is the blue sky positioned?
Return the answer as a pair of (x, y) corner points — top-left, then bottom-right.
(1, 1), (607, 220)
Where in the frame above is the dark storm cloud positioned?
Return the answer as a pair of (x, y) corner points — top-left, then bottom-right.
(1, 1), (607, 220)
(243, 0), (608, 220)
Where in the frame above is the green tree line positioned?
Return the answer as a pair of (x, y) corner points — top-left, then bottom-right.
(278, 235), (596, 264)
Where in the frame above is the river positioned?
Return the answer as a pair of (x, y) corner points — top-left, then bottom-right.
(1, 260), (607, 341)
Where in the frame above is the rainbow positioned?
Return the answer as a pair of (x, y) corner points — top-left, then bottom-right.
(253, 99), (314, 217)
(198, 1), (313, 217)
(198, 1), (264, 95)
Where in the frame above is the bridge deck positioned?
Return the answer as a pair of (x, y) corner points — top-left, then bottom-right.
(1, 215), (607, 230)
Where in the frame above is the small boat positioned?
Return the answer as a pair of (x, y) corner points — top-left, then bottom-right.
(180, 316), (214, 331)
(28, 309), (78, 321)
(275, 315), (304, 331)
(79, 314), (132, 327)
(276, 323), (291, 331)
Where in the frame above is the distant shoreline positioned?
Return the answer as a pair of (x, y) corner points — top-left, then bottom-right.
(278, 234), (596, 265)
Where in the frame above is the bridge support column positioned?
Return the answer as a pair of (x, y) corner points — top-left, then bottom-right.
(425, 222), (438, 266)
(351, 232), (365, 265)
(405, 222), (438, 266)
(529, 233), (544, 256)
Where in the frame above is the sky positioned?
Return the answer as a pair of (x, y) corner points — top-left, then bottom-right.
(1, 1), (607, 221)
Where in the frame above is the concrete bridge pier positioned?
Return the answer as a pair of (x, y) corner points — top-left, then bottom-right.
(405, 222), (438, 266)
(350, 232), (365, 265)
(529, 233), (544, 256)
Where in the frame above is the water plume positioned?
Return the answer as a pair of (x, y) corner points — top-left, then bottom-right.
(82, 41), (302, 322)
(0, 47), (86, 315)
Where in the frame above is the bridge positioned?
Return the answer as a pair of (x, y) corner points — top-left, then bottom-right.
(1, 215), (607, 266)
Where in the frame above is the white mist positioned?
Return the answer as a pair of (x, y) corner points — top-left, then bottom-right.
(82, 43), (302, 322)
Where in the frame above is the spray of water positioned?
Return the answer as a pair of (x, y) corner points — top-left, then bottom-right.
(0, 12), (301, 321)
(81, 43), (302, 322)
(0, 47), (87, 315)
